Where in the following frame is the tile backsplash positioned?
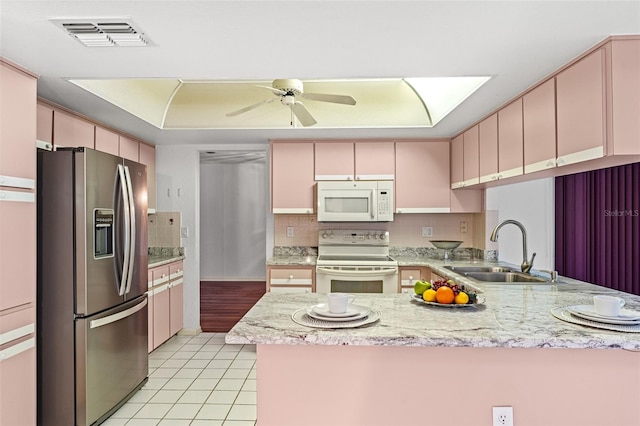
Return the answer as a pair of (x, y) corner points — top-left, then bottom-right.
(148, 211), (181, 247)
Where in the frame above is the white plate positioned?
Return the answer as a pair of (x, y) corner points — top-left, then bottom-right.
(411, 294), (485, 308)
(311, 303), (369, 318)
(305, 308), (369, 322)
(552, 307), (640, 333)
(292, 308), (381, 329)
(566, 305), (640, 325)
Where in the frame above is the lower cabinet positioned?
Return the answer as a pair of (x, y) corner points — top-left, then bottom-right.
(148, 260), (184, 352)
(399, 267), (431, 294)
(267, 267), (314, 293)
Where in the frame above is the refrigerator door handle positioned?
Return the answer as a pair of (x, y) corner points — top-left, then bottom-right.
(116, 164), (131, 296)
(123, 165), (136, 295)
(89, 297), (147, 329)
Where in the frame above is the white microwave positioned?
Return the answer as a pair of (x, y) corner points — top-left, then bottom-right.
(316, 181), (394, 222)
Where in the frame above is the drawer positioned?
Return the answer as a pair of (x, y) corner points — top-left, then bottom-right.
(269, 286), (312, 294)
(0, 306), (35, 346)
(400, 269), (421, 286)
(151, 265), (170, 287)
(169, 261), (183, 280)
(269, 268), (313, 285)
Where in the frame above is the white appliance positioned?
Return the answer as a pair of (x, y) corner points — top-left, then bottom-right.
(316, 180), (394, 222)
(315, 230), (399, 293)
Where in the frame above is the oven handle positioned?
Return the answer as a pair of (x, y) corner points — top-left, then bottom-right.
(316, 266), (399, 276)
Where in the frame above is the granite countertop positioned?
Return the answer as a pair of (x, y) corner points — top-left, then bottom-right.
(227, 260), (640, 350)
(267, 255), (317, 266)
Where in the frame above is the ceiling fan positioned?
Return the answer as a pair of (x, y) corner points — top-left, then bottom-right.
(225, 79), (357, 127)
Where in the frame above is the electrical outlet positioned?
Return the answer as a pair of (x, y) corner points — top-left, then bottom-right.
(460, 221), (468, 234)
(287, 226), (295, 238)
(492, 406), (514, 426)
(421, 226), (433, 237)
(181, 227), (189, 238)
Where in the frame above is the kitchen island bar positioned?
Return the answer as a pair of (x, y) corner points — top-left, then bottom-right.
(227, 291), (640, 426)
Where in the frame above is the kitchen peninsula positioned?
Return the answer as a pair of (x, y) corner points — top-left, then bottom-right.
(227, 263), (640, 426)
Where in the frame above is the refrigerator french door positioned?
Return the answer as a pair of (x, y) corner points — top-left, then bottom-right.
(38, 147), (149, 426)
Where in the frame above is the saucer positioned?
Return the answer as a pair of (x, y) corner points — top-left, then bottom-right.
(311, 303), (369, 318)
(566, 305), (640, 324)
(305, 308), (369, 322)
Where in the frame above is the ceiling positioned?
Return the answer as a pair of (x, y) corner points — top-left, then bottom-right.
(1, 1), (639, 146)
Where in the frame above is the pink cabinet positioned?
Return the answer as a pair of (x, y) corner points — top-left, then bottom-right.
(152, 283), (170, 350)
(271, 141), (315, 213)
(139, 143), (156, 211)
(523, 79), (557, 173)
(450, 134), (464, 188)
(478, 114), (498, 183)
(94, 126), (119, 156)
(354, 141), (395, 180)
(119, 135), (139, 162)
(497, 98), (524, 179)
(52, 109), (94, 149)
(395, 141), (450, 213)
(36, 103), (53, 147)
(609, 38), (640, 155)
(169, 262), (184, 336)
(556, 48), (605, 166)
(462, 126), (480, 186)
(314, 141), (354, 180)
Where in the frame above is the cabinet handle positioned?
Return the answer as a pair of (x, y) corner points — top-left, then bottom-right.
(557, 158), (564, 165)
(491, 175), (498, 181)
(289, 274), (294, 279)
(497, 174), (503, 179)
(409, 276), (414, 280)
(305, 288), (310, 293)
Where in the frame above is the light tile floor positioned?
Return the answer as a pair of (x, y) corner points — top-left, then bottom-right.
(103, 333), (257, 426)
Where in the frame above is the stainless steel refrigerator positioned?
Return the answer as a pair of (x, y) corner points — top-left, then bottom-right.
(37, 147), (149, 426)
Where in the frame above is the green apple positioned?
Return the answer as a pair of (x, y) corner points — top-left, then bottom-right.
(413, 280), (431, 295)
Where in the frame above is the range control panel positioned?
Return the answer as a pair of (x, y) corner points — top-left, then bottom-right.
(319, 230), (389, 245)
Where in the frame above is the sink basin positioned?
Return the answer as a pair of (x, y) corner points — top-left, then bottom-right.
(463, 272), (548, 283)
(444, 266), (514, 273)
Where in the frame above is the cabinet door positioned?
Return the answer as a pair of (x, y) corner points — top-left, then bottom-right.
(478, 114), (498, 183)
(37, 103), (53, 145)
(52, 110), (94, 149)
(94, 126), (119, 156)
(462, 126), (480, 186)
(1, 62), (37, 182)
(354, 141), (395, 180)
(146, 291), (154, 353)
(497, 98), (524, 179)
(0, 337), (36, 426)
(169, 281), (183, 336)
(523, 79), (557, 173)
(152, 285), (170, 350)
(271, 141), (315, 213)
(610, 39), (640, 155)
(119, 136), (139, 162)
(556, 48), (605, 166)
(395, 141), (450, 213)
(139, 143), (156, 211)
(450, 134), (464, 188)
(314, 141), (354, 180)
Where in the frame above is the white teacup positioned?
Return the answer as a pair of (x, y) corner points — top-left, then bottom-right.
(594, 295), (625, 317)
(327, 293), (356, 314)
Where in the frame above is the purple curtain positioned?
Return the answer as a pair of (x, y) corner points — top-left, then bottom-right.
(555, 162), (640, 295)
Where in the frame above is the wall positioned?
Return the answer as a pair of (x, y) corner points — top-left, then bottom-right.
(486, 177), (555, 270)
(155, 144), (267, 332)
(148, 212), (181, 247)
(200, 159), (267, 280)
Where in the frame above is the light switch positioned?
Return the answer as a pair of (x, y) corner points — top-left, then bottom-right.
(287, 226), (295, 238)
(422, 226), (433, 237)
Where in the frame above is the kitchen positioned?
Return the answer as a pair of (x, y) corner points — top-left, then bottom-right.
(1, 1), (640, 426)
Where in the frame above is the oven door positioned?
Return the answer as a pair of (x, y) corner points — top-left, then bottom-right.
(315, 265), (398, 294)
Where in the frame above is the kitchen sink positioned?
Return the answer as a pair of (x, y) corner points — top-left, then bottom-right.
(444, 266), (514, 273)
(463, 272), (548, 283)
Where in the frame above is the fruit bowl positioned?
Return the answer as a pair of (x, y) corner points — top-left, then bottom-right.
(429, 240), (463, 250)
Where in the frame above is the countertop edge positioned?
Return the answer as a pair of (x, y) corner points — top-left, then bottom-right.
(149, 255), (185, 268)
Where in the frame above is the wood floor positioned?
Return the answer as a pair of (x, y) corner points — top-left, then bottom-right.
(200, 281), (266, 332)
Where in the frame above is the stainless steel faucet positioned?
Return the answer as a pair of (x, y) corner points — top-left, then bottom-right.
(489, 219), (536, 273)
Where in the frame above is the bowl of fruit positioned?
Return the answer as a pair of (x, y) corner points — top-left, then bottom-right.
(412, 278), (484, 308)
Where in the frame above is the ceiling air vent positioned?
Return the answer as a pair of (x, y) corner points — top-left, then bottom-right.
(50, 18), (151, 47)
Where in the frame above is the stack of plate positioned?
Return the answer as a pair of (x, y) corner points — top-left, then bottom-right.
(566, 305), (640, 326)
(291, 303), (381, 329)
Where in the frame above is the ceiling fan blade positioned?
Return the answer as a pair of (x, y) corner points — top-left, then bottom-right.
(290, 102), (317, 127)
(225, 98), (275, 117)
(255, 85), (288, 96)
(302, 92), (356, 105)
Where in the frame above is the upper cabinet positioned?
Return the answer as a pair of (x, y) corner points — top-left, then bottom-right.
(395, 141), (450, 213)
(523, 79), (556, 174)
(556, 48), (605, 166)
(36, 104), (53, 148)
(52, 109), (94, 149)
(315, 140), (395, 181)
(95, 126), (119, 156)
(271, 141), (315, 214)
(450, 134), (464, 188)
(497, 98), (524, 179)
(139, 143), (156, 212)
(119, 135), (140, 162)
(478, 114), (498, 183)
(608, 38), (640, 155)
(450, 127), (479, 188)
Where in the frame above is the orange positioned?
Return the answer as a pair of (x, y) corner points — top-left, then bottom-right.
(435, 286), (455, 304)
(423, 288), (437, 302)
(454, 291), (469, 305)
